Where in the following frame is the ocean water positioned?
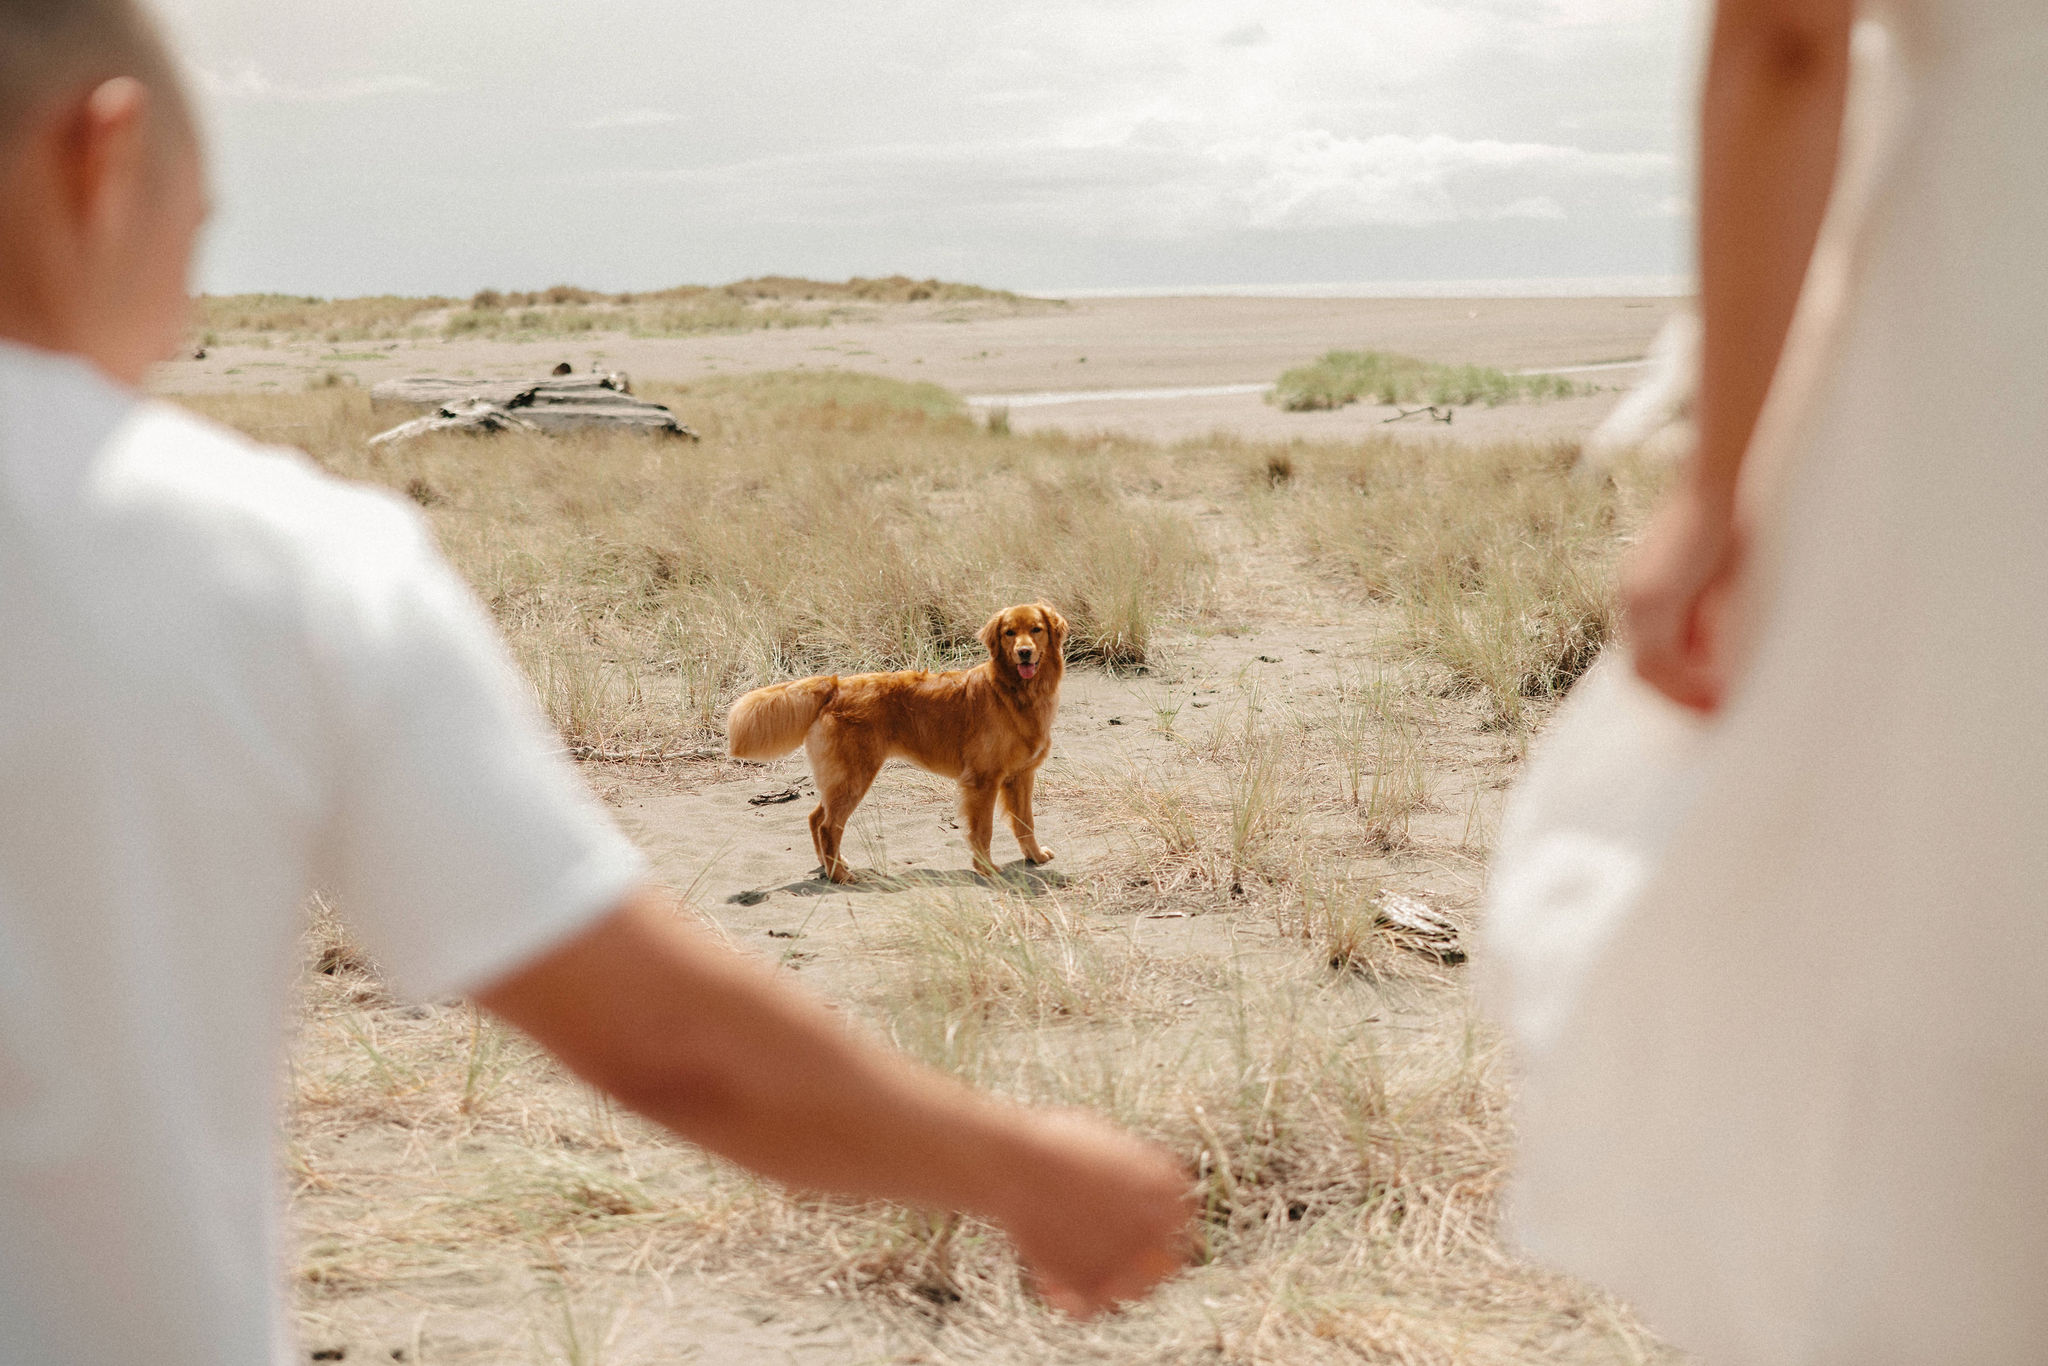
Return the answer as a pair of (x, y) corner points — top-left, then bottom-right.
(1029, 276), (1693, 300)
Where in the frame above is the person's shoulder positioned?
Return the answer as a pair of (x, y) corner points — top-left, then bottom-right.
(104, 400), (433, 588)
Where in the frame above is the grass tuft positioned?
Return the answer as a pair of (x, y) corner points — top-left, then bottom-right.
(1277, 438), (1657, 725)
(1272, 350), (1579, 412)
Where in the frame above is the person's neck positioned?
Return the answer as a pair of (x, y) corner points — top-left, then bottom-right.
(0, 309), (140, 389)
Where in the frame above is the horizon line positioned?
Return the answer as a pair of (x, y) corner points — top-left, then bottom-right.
(1027, 275), (1694, 301)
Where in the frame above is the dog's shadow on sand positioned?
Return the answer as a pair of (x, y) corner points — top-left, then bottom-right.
(726, 860), (1069, 905)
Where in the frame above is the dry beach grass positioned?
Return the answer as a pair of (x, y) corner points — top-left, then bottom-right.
(188, 374), (1209, 755)
(176, 371), (1673, 1364)
(195, 277), (1037, 348)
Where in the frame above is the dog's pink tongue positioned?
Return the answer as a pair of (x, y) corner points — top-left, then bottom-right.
(1018, 662), (1038, 679)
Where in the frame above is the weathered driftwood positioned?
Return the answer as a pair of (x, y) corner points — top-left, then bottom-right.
(513, 382), (695, 437)
(371, 375), (564, 411)
(1375, 891), (1465, 963)
(366, 372), (698, 445)
(1382, 404), (1455, 425)
(371, 370), (631, 410)
(366, 399), (541, 447)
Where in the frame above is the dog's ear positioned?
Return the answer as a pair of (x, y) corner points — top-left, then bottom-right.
(1037, 603), (1068, 653)
(978, 610), (1006, 655)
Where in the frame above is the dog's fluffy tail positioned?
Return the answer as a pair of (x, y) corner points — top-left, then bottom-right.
(726, 675), (838, 760)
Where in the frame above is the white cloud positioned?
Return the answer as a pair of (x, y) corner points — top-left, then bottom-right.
(602, 126), (1665, 243)
(972, 87), (1065, 107)
(1537, 0), (1669, 27)
(1212, 130), (1666, 231)
(195, 66), (433, 103)
(1495, 196), (1570, 221)
(580, 108), (680, 130)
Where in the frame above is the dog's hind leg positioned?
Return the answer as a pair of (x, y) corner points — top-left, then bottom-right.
(1000, 770), (1054, 864)
(807, 803), (834, 876)
(960, 777), (1002, 878)
(808, 727), (882, 884)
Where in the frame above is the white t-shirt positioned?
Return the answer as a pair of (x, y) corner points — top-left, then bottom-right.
(0, 342), (647, 1364)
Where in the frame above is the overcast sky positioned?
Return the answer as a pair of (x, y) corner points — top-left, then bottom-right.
(155, 0), (1702, 298)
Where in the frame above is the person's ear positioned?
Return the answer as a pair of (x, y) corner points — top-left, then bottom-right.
(978, 611), (1005, 656)
(64, 78), (152, 247)
(1037, 604), (1068, 653)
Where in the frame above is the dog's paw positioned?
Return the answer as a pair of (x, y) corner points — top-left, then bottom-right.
(1028, 847), (1056, 865)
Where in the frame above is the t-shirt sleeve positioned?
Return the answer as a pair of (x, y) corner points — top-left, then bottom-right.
(313, 499), (647, 1002)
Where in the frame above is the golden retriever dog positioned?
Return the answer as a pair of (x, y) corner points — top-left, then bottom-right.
(727, 603), (1066, 883)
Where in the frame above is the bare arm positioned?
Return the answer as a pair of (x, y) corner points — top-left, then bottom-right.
(477, 887), (1191, 1315)
(1623, 0), (1853, 709)
(1697, 0), (1855, 498)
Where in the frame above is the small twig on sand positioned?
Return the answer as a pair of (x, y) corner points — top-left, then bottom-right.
(1382, 404), (1455, 424)
(566, 744), (723, 764)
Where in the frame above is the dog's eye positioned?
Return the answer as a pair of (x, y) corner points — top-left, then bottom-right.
(1005, 629), (1016, 637)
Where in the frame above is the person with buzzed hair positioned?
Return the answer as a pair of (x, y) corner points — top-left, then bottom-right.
(0, 4), (1192, 1361)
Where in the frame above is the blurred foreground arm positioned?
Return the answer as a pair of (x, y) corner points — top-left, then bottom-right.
(1623, 0), (1852, 710)
(478, 887), (1191, 1315)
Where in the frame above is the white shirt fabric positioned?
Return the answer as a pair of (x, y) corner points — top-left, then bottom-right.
(0, 341), (647, 1365)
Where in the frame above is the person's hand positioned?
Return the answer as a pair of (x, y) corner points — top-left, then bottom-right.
(1620, 474), (1745, 712)
(989, 1109), (1195, 1317)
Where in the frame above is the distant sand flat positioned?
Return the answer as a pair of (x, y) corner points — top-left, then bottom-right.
(154, 294), (1683, 444)
(964, 382), (1275, 407)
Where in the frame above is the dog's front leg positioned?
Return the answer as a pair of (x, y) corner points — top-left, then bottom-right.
(1001, 770), (1054, 864)
(960, 778), (1000, 877)
(809, 803), (850, 884)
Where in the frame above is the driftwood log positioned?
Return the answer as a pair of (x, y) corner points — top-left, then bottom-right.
(1374, 891), (1466, 963)
(366, 399), (541, 448)
(1381, 404), (1455, 425)
(367, 372), (698, 445)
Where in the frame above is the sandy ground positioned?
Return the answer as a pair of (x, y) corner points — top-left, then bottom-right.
(153, 295), (1678, 445)
(293, 518), (1540, 1366)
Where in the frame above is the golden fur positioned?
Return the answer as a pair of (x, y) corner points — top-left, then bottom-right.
(727, 603), (1067, 882)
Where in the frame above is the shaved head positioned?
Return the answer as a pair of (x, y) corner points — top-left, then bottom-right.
(0, 0), (207, 383)
(0, 0), (192, 154)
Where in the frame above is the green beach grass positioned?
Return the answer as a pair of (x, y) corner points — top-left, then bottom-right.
(1272, 349), (1580, 412)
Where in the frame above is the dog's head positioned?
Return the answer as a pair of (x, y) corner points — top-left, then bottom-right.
(979, 602), (1067, 684)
